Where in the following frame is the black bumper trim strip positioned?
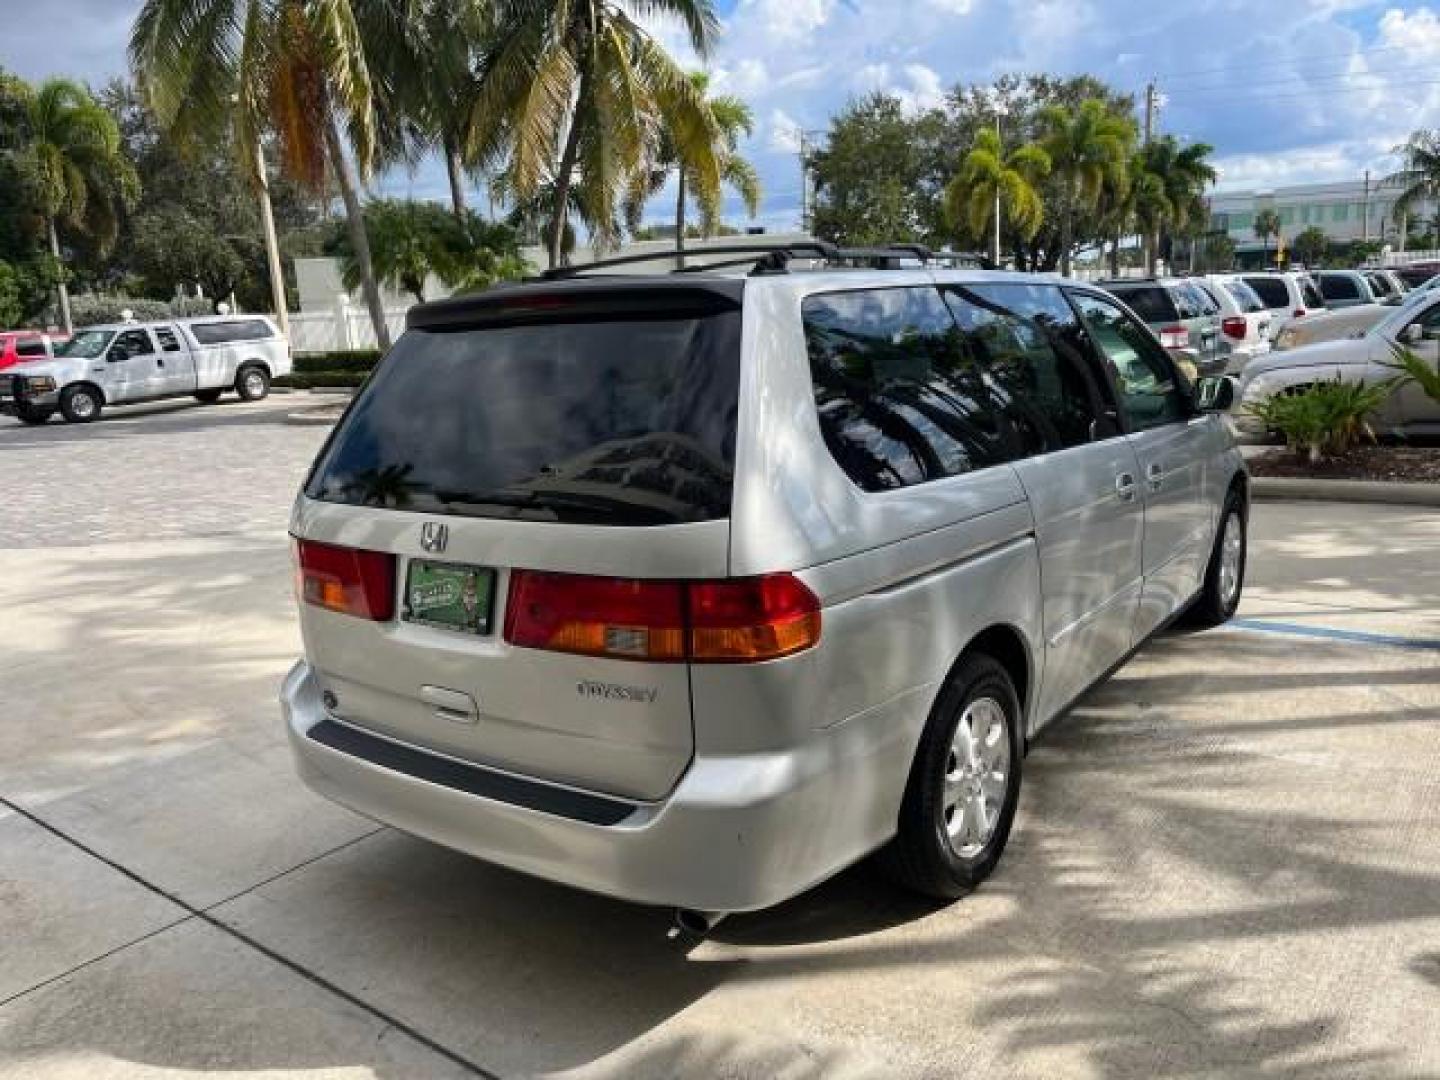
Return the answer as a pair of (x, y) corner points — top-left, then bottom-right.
(306, 718), (636, 827)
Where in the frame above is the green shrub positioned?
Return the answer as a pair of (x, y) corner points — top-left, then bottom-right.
(1384, 344), (1440, 406)
(1245, 378), (1397, 464)
(293, 350), (380, 374)
(276, 371), (369, 390)
(68, 295), (172, 326)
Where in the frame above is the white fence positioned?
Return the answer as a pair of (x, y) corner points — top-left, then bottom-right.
(288, 300), (410, 355)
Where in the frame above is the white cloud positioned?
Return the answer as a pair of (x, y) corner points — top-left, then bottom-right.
(1377, 7), (1440, 56)
(767, 109), (804, 154)
(736, 0), (836, 42)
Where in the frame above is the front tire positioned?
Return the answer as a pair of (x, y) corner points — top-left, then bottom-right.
(235, 365), (270, 402)
(59, 384), (102, 424)
(1190, 490), (1247, 627)
(880, 655), (1023, 900)
(14, 403), (55, 425)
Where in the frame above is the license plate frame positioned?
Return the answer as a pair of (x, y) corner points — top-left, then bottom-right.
(402, 559), (497, 636)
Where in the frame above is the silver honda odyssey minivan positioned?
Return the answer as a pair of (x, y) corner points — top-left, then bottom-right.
(282, 248), (1248, 920)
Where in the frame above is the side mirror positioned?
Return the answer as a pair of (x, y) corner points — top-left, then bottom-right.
(1195, 375), (1236, 413)
(1399, 323), (1424, 345)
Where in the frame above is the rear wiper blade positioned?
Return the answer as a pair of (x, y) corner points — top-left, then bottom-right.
(432, 488), (676, 523)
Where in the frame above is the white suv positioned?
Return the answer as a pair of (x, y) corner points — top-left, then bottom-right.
(1197, 275), (1272, 373)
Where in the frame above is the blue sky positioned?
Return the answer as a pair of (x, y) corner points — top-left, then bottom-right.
(4, 0), (1440, 232)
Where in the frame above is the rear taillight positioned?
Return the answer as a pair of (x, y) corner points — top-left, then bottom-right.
(1159, 325), (1190, 349)
(1221, 316), (1248, 340)
(504, 571), (821, 664)
(1293, 308), (1307, 318)
(294, 539), (396, 621)
(688, 575), (823, 662)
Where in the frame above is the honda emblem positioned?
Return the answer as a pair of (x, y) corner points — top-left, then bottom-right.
(419, 522), (448, 554)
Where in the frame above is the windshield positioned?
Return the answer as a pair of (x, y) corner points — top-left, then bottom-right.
(54, 330), (114, 359)
(306, 299), (743, 525)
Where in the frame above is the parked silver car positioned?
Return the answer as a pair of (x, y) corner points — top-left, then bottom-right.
(1237, 291), (1440, 436)
(1096, 277), (1225, 375)
(280, 252), (1248, 919)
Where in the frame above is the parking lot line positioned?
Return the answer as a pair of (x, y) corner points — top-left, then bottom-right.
(1227, 618), (1440, 651)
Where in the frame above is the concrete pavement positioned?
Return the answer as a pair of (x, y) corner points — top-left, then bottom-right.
(1, 399), (1438, 1078)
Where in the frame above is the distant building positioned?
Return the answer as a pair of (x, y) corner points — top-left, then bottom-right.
(1208, 180), (1434, 261)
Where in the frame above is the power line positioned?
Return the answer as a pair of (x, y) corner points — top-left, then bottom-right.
(1156, 43), (1420, 83)
(1159, 60), (1440, 96)
(1161, 75), (1440, 108)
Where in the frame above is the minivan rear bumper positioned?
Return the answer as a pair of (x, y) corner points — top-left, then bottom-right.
(281, 660), (916, 912)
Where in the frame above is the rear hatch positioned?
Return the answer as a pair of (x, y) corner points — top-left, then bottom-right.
(293, 283), (745, 800)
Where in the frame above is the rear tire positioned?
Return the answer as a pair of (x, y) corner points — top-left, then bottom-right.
(235, 365), (270, 402)
(193, 388), (223, 404)
(1189, 490), (1247, 627)
(879, 654), (1022, 900)
(14, 403), (54, 425)
(59, 384), (102, 424)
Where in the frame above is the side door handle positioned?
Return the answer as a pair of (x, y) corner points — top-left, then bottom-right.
(1115, 472), (1137, 503)
(1146, 463), (1165, 491)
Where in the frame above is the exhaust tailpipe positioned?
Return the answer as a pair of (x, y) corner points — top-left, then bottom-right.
(668, 909), (727, 941)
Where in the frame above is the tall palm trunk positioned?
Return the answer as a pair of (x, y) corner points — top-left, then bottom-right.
(548, 83), (587, 269)
(324, 116), (391, 350)
(1146, 228), (1159, 275)
(444, 134), (468, 220)
(1107, 225), (1121, 277)
(1059, 210), (1074, 277)
(675, 168), (687, 270)
(47, 218), (73, 335)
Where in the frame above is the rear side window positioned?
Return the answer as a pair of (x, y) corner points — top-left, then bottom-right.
(1300, 277), (1325, 308)
(1184, 283), (1219, 315)
(189, 320), (273, 345)
(801, 284), (1110, 492)
(1224, 281), (1265, 313)
(1320, 274), (1360, 301)
(15, 339), (47, 357)
(1243, 276), (1289, 309)
(1366, 273), (1392, 297)
(1105, 286), (1177, 324)
(307, 295), (742, 525)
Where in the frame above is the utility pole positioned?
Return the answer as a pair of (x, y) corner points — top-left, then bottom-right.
(1362, 170), (1371, 245)
(798, 131), (811, 235)
(1143, 81), (1156, 146)
(255, 137), (290, 338)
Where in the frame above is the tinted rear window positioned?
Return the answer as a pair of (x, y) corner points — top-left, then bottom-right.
(15, 339), (47, 357)
(1243, 276), (1289, 309)
(1103, 285), (1176, 324)
(306, 299), (742, 525)
(189, 319), (273, 345)
(1320, 274), (1360, 301)
(1223, 281), (1265, 313)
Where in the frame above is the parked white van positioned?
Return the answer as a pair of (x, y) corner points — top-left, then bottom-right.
(0, 316), (290, 424)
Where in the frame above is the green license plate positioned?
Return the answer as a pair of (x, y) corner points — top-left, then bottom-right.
(403, 560), (496, 635)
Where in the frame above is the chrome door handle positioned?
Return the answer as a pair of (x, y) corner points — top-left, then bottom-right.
(1146, 463), (1165, 490)
(1115, 473), (1137, 502)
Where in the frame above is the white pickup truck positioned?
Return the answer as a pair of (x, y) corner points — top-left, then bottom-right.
(0, 316), (291, 424)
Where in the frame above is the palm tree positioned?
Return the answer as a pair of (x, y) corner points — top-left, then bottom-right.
(1254, 208), (1281, 267)
(12, 79), (137, 333)
(1385, 130), (1440, 242)
(1132, 135), (1215, 274)
(469, 0), (724, 268)
(381, 1), (495, 221)
(131, 0), (394, 348)
(625, 72), (761, 267)
(1038, 98), (1135, 276)
(943, 126), (1049, 263)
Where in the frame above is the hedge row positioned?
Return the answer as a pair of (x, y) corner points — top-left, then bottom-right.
(276, 371), (370, 390)
(292, 350), (381, 374)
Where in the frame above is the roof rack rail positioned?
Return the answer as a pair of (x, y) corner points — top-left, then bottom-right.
(535, 241), (993, 280)
(538, 241), (839, 280)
